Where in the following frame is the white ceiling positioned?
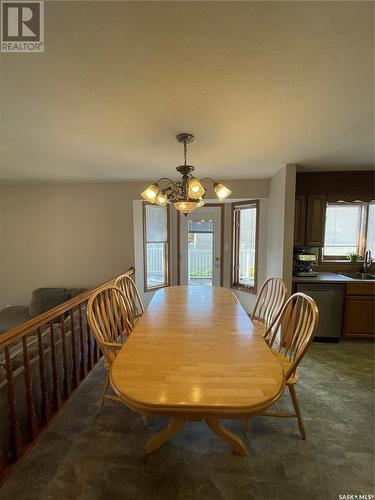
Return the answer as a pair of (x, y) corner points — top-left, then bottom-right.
(0, 1), (373, 182)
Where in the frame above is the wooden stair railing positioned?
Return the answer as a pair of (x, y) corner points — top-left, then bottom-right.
(0, 267), (135, 482)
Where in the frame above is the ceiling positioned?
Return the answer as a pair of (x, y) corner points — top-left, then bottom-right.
(0, 1), (373, 182)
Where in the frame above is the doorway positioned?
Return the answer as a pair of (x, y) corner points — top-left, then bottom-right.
(178, 206), (223, 286)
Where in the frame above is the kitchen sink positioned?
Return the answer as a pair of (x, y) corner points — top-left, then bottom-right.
(340, 272), (375, 280)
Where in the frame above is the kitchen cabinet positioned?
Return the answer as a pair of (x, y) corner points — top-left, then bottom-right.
(343, 282), (375, 338)
(294, 195), (306, 246)
(293, 194), (326, 247)
(305, 195), (326, 246)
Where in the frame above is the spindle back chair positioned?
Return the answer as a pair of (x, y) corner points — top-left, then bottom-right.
(245, 292), (318, 439)
(263, 292), (318, 439)
(250, 277), (287, 338)
(115, 273), (145, 331)
(87, 286), (132, 412)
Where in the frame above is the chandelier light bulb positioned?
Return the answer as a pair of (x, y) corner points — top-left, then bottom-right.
(141, 184), (159, 203)
(214, 183), (232, 202)
(188, 178), (205, 199)
(155, 192), (168, 206)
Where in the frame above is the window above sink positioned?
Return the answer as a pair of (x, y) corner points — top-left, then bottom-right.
(322, 201), (375, 262)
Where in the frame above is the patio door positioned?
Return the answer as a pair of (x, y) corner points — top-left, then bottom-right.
(179, 206), (222, 286)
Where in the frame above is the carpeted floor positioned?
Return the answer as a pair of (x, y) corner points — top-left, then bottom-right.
(0, 341), (374, 500)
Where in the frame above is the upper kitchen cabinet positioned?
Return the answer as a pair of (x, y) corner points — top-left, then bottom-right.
(305, 195), (326, 246)
(293, 194), (326, 247)
(294, 171), (374, 249)
(294, 195), (306, 246)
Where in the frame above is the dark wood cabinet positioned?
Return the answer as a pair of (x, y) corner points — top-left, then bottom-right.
(343, 297), (374, 338)
(293, 194), (326, 247)
(294, 195), (306, 246)
(305, 195), (326, 246)
(343, 283), (375, 338)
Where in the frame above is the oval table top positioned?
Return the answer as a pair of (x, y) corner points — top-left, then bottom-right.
(111, 286), (285, 419)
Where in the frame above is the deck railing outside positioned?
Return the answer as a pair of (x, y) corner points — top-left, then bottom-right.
(323, 245), (360, 257)
(147, 247), (255, 282)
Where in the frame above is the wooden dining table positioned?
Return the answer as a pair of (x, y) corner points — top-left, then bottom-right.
(110, 286), (285, 455)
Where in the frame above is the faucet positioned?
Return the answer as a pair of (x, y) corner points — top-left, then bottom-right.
(362, 250), (373, 273)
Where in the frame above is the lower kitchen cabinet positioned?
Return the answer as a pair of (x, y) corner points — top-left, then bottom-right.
(343, 295), (375, 338)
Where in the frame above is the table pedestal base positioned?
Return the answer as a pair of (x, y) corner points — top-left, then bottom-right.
(145, 417), (247, 456)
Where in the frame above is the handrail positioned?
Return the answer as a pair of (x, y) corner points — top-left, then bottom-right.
(0, 267), (135, 350)
(0, 266), (135, 481)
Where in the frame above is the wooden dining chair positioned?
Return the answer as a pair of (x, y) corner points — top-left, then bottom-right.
(115, 273), (145, 332)
(250, 277), (287, 338)
(264, 292), (318, 439)
(246, 292), (318, 439)
(87, 286), (132, 414)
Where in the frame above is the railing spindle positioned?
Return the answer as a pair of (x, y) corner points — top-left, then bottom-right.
(69, 309), (79, 388)
(86, 301), (93, 372)
(60, 315), (72, 399)
(22, 336), (39, 441)
(49, 320), (62, 410)
(37, 327), (52, 424)
(4, 346), (23, 460)
(78, 304), (87, 379)
(93, 336), (99, 363)
(0, 267), (133, 474)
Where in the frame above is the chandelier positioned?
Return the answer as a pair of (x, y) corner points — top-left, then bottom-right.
(141, 133), (232, 215)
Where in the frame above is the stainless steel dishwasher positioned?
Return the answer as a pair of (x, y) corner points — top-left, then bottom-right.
(296, 283), (345, 342)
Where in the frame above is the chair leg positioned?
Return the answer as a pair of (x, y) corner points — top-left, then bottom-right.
(288, 384), (306, 440)
(97, 371), (109, 415)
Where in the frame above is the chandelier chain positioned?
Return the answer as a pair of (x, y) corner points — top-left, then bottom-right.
(184, 141), (187, 166)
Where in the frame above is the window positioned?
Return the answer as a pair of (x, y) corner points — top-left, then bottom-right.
(367, 202), (375, 256)
(143, 203), (170, 291)
(323, 201), (374, 260)
(188, 220), (213, 284)
(231, 201), (259, 292)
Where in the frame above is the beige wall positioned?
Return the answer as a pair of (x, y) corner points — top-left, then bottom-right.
(0, 178), (269, 307)
(0, 182), (143, 306)
(266, 164), (296, 292)
(282, 165), (297, 292)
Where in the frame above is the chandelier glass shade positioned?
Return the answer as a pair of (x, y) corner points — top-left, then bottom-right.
(141, 134), (232, 215)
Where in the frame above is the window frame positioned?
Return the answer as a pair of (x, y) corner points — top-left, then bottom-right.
(231, 200), (259, 294)
(143, 202), (171, 292)
(322, 201), (369, 262)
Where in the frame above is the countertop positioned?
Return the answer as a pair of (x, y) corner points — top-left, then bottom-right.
(292, 272), (375, 284)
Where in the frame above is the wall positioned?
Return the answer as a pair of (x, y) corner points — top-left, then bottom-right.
(266, 164), (296, 293)
(0, 178), (269, 308)
(0, 182), (146, 306)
